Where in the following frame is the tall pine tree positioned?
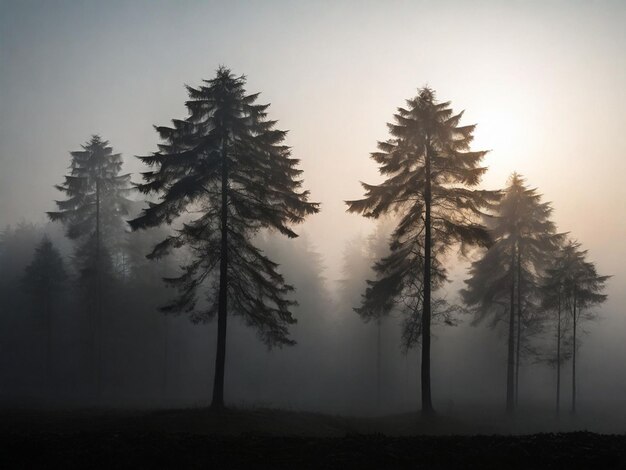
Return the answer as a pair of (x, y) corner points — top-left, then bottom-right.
(47, 135), (132, 399)
(129, 67), (319, 409)
(346, 87), (496, 415)
(462, 173), (561, 413)
(548, 240), (608, 413)
(540, 244), (574, 416)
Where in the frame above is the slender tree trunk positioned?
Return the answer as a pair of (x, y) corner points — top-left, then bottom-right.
(556, 292), (561, 417)
(404, 353), (409, 408)
(506, 250), (516, 414)
(515, 245), (521, 406)
(95, 178), (102, 403)
(571, 286), (577, 414)
(211, 135), (229, 410)
(162, 314), (169, 405)
(421, 141), (433, 415)
(46, 290), (52, 393)
(376, 317), (381, 412)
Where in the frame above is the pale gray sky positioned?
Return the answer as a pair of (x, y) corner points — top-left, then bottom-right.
(1, 0), (624, 291)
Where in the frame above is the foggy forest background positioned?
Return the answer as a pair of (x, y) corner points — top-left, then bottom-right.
(0, 1), (624, 430)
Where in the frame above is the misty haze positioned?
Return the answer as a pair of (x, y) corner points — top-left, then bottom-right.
(0, 1), (625, 468)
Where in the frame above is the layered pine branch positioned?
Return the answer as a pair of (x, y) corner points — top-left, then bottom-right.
(347, 87), (498, 346)
(48, 136), (132, 240)
(129, 67), (319, 346)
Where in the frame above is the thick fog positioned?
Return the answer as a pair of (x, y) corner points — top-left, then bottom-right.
(0, 0), (625, 433)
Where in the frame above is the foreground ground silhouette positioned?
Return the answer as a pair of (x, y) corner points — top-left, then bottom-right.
(1, 407), (625, 468)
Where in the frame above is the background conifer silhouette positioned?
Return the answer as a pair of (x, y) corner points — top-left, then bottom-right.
(463, 173), (562, 412)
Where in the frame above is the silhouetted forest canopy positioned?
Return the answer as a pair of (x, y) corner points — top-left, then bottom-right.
(0, 66), (616, 425)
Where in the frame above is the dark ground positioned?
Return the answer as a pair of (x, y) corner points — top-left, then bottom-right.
(1, 408), (625, 469)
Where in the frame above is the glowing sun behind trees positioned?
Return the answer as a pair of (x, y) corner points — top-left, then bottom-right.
(346, 87), (498, 415)
(129, 67), (319, 409)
